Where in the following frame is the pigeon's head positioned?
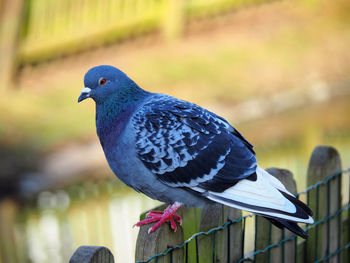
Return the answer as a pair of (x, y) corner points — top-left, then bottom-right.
(78, 65), (134, 104)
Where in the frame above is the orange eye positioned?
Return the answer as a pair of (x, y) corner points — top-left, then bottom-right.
(99, 78), (107, 85)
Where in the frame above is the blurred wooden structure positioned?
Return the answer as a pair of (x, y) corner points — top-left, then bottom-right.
(0, 0), (26, 89)
(134, 146), (349, 262)
(0, 0), (273, 84)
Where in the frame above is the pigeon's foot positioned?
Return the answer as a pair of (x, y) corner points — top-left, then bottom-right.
(134, 202), (182, 234)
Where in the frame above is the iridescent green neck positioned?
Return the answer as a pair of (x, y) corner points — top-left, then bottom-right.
(96, 84), (149, 123)
(95, 85), (149, 149)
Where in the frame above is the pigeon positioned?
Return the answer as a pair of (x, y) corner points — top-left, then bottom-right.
(78, 65), (313, 238)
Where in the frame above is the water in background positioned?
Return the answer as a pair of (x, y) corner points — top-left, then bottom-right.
(15, 187), (160, 263)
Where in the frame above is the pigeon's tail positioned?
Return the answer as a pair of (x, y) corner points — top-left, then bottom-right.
(206, 166), (313, 238)
(266, 217), (309, 239)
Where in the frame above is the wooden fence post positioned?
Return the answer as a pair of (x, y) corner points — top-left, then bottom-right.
(135, 204), (184, 263)
(0, 0), (26, 90)
(198, 203), (243, 263)
(254, 168), (297, 263)
(69, 246), (114, 263)
(176, 206), (202, 262)
(306, 146), (342, 263)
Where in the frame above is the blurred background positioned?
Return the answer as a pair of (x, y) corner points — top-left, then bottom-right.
(0, 0), (350, 262)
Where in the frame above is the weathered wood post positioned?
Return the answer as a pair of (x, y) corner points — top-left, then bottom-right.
(0, 0), (26, 89)
(306, 146), (342, 263)
(254, 168), (297, 263)
(135, 204), (184, 263)
(198, 203), (243, 263)
(69, 246), (114, 263)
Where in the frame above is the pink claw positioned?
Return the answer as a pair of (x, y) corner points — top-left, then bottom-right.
(133, 202), (182, 233)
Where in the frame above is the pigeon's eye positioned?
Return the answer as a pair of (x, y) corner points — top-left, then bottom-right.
(99, 78), (107, 86)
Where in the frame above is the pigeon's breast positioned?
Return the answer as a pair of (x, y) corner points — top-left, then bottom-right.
(96, 105), (137, 151)
(101, 119), (207, 206)
(102, 120), (161, 193)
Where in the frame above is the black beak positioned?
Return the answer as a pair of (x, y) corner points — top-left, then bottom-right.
(78, 87), (91, 103)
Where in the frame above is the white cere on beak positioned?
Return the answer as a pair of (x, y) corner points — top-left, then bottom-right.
(81, 87), (91, 95)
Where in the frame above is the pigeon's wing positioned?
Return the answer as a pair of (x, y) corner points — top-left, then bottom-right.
(132, 95), (257, 192)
